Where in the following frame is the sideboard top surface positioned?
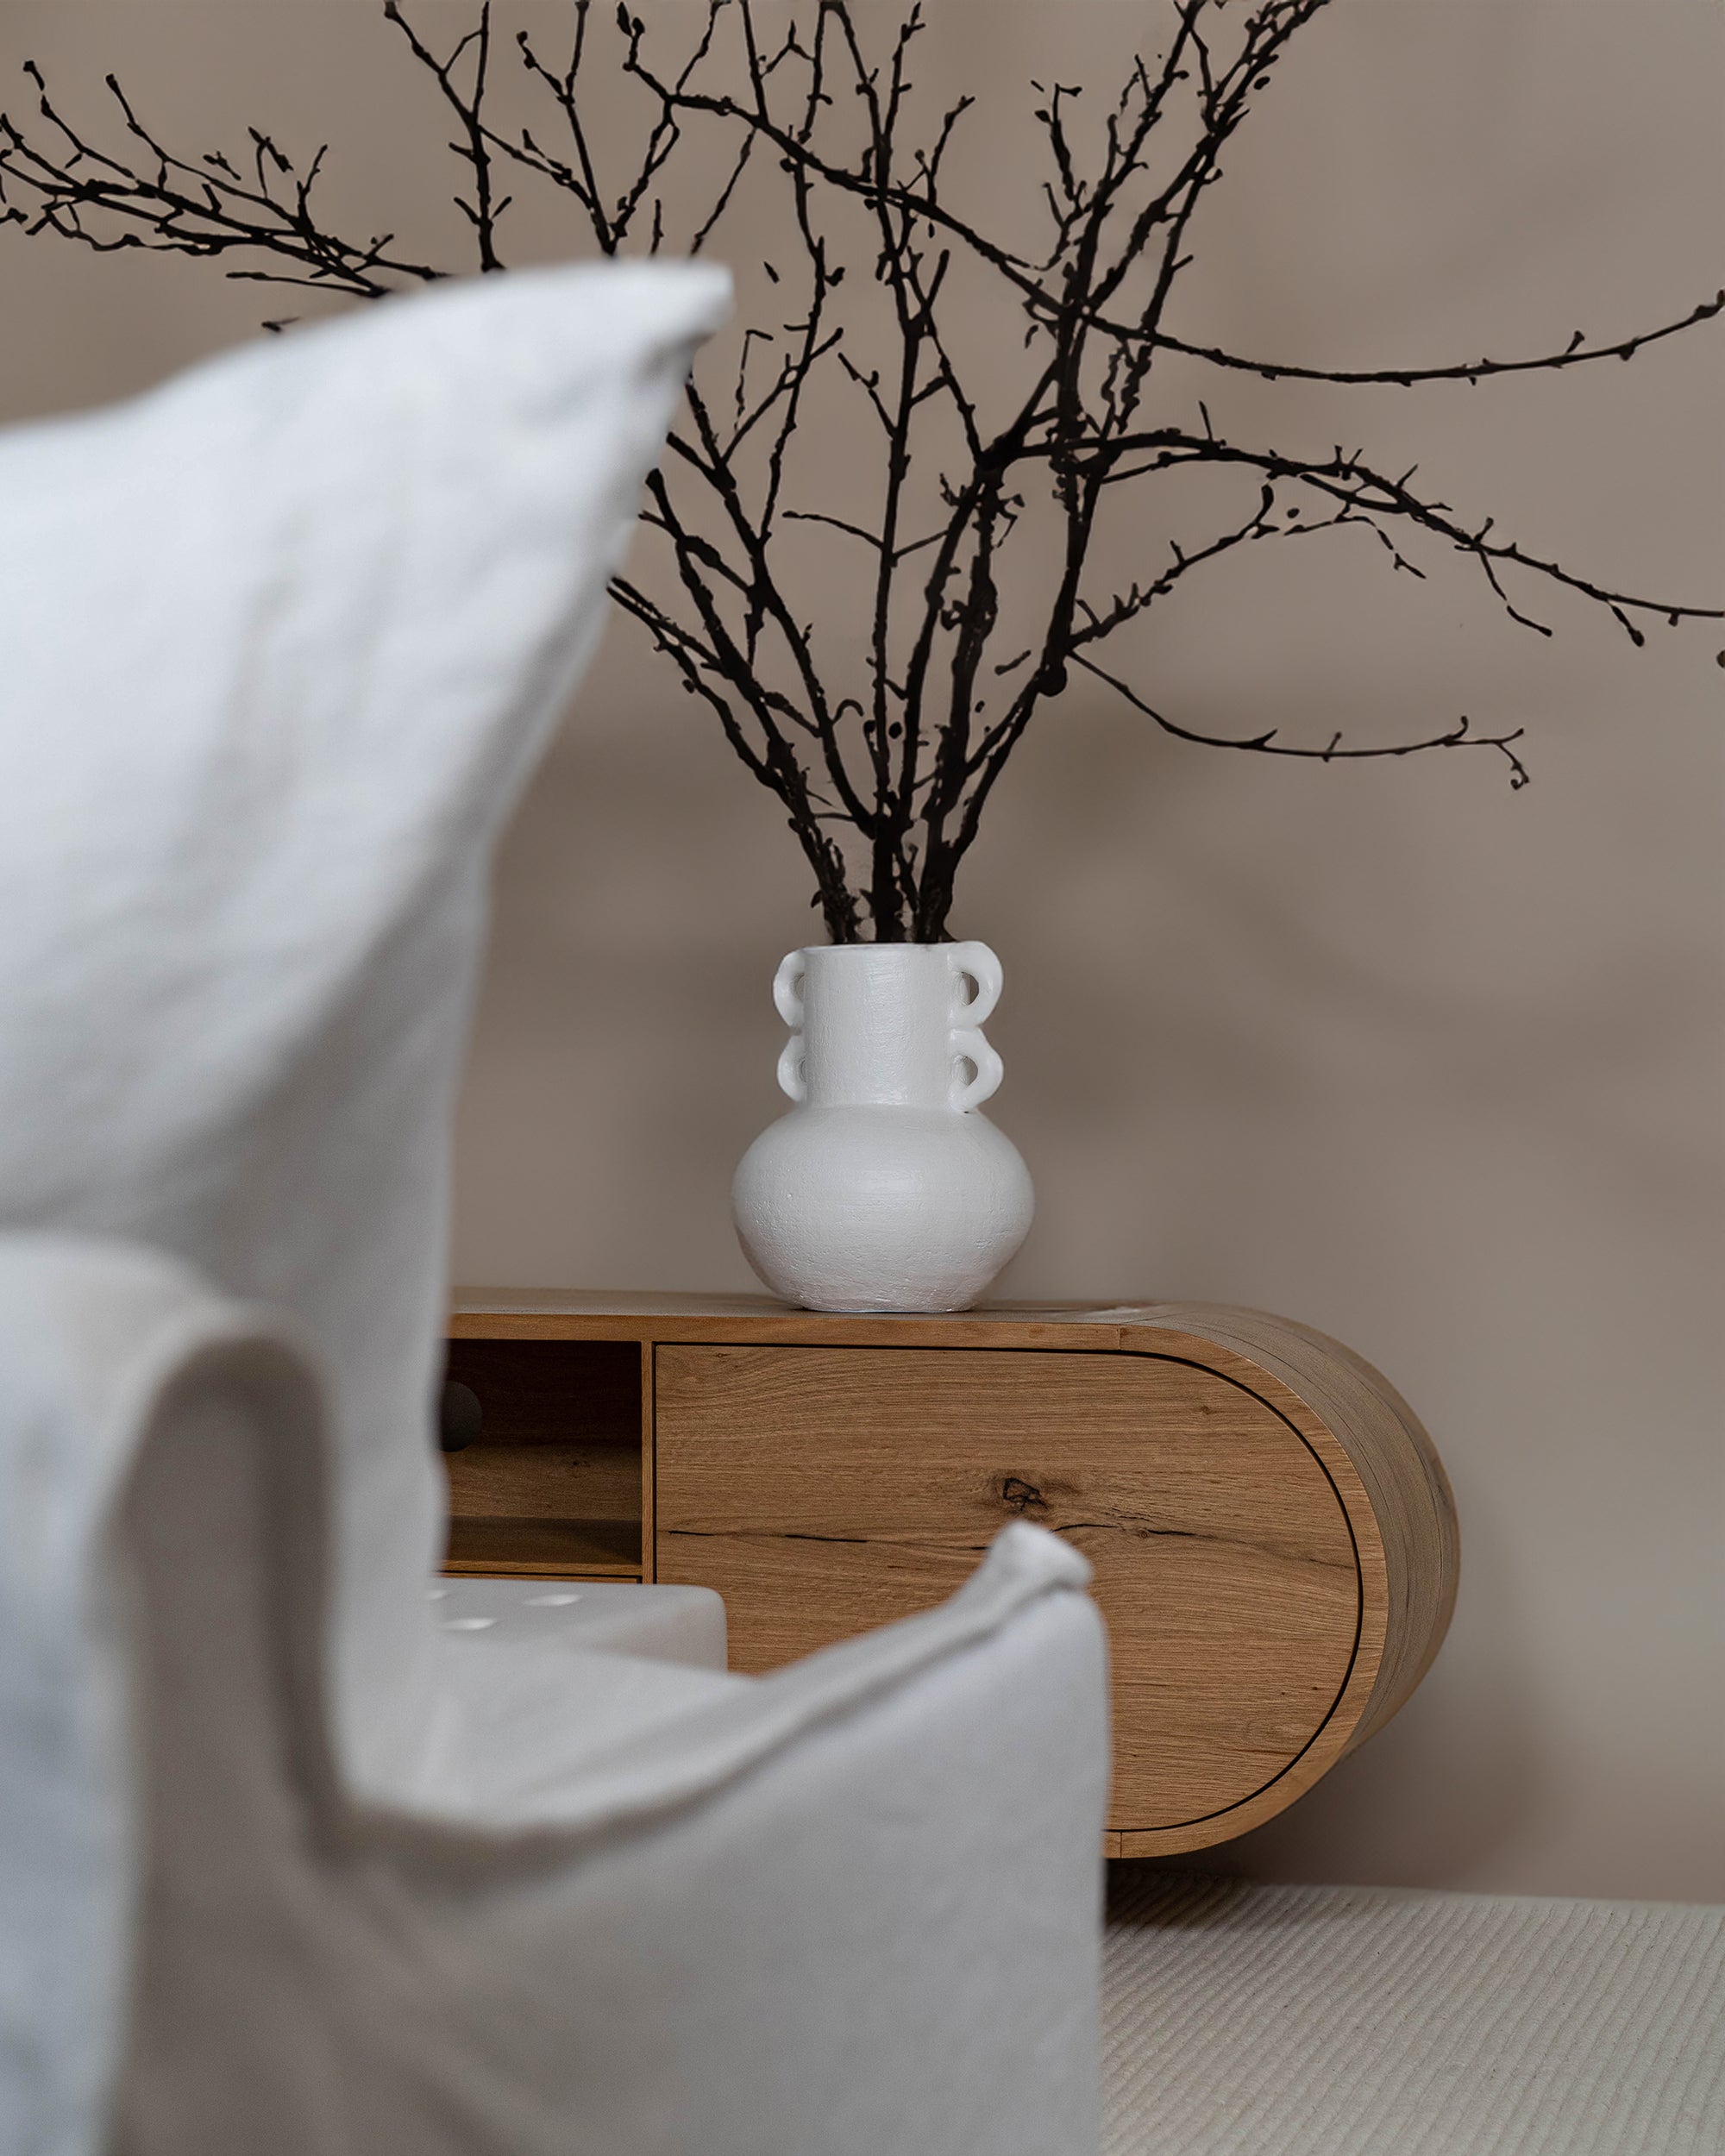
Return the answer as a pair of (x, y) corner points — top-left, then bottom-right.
(450, 1287), (1236, 1351)
(453, 1288), (1179, 1318)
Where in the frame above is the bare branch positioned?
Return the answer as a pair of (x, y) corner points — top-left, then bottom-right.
(0, 65), (442, 292)
(1152, 291), (1725, 386)
(1071, 650), (1531, 789)
(3, 0), (1713, 940)
(384, 1), (508, 272)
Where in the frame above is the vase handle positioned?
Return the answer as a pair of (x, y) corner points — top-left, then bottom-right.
(777, 1033), (808, 1103)
(772, 950), (808, 1102)
(946, 942), (1002, 1029)
(950, 1027), (1003, 1112)
(773, 950), (807, 1029)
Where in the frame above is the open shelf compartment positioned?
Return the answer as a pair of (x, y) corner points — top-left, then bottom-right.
(439, 1337), (645, 1579)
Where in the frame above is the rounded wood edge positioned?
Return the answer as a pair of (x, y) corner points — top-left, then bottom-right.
(1098, 1320), (1388, 1841)
(1128, 1308), (1458, 1757)
(1239, 1310), (1458, 1749)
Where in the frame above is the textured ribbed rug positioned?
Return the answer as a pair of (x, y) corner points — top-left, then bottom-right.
(1103, 1871), (1725, 2156)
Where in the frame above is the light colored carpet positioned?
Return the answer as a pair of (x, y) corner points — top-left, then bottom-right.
(1103, 1870), (1725, 2156)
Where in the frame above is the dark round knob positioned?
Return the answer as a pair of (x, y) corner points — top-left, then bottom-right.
(438, 1379), (483, 1454)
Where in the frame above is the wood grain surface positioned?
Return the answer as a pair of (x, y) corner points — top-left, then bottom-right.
(1127, 1306), (1458, 1757)
(442, 1517), (642, 1577)
(443, 1440), (640, 1522)
(655, 1344), (1360, 1834)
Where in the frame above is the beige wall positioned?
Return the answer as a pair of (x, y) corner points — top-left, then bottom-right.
(3, 1), (1719, 1900)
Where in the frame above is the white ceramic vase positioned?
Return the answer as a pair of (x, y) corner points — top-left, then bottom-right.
(732, 941), (1034, 1313)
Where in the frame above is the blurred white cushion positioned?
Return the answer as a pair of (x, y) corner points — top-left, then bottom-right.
(430, 1577), (728, 1667)
(0, 264), (729, 1794)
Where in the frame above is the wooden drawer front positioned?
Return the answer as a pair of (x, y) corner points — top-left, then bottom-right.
(655, 1344), (1360, 1835)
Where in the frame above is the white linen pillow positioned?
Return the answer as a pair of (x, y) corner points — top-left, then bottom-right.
(0, 263), (730, 1793)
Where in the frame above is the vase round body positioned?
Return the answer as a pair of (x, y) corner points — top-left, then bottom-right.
(732, 941), (1033, 1313)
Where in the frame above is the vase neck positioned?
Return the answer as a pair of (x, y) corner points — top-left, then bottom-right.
(800, 945), (965, 1108)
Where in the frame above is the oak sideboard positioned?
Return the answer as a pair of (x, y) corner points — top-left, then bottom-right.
(442, 1291), (1458, 1857)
